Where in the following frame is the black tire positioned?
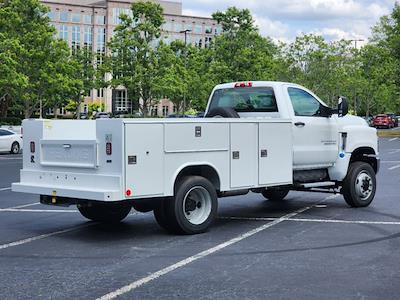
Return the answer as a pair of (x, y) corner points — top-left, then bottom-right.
(155, 176), (218, 235)
(78, 203), (131, 223)
(342, 162), (376, 208)
(153, 199), (170, 230)
(261, 188), (290, 201)
(205, 107), (240, 118)
(10, 142), (20, 154)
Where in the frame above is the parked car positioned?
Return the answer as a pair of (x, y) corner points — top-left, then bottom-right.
(362, 116), (374, 127)
(0, 128), (22, 154)
(387, 114), (399, 127)
(373, 114), (394, 129)
(93, 112), (111, 119)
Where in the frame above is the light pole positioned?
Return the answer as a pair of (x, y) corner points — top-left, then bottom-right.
(348, 39), (365, 115)
(179, 29), (191, 115)
(348, 39), (364, 50)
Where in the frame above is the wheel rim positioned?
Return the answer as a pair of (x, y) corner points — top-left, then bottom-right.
(355, 171), (373, 200)
(182, 186), (212, 225)
(12, 144), (19, 153)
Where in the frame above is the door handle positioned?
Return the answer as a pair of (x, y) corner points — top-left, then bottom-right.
(295, 122), (305, 127)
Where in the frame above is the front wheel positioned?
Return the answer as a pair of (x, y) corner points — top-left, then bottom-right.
(10, 142), (20, 154)
(154, 176), (218, 235)
(342, 162), (376, 208)
(78, 203), (131, 223)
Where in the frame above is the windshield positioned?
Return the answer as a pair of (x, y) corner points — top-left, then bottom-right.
(209, 87), (278, 113)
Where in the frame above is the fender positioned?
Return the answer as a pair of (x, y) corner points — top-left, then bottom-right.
(167, 161), (224, 196)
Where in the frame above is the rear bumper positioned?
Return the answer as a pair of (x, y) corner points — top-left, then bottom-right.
(12, 170), (124, 202)
(12, 183), (121, 202)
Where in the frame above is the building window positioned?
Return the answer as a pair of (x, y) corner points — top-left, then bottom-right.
(97, 89), (104, 98)
(83, 104), (88, 113)
(163, 22), (172, 31)
(113, 90), (131, 112)
(113, 8), (132, 25)
(205, 26), (212, 34)
(47, 108), (54, 115)
(83, 14), (92, 25)
(205, 36), (212, 48)
(184, 23), (192, 31)
(96, 15), (106, 25)
(162, 105), (169, 117)
(174, 23), (183, 32)
(71, 13), (81, 23)
(196, 38), (203, 48)
(173, 105), (177, 113)
(84, 26), (92, 48)
(96, 27), (106, 64)
(60, 107), (65, 115)
(194, 25), (202, 34)
(47, 11), (56, 21)
(151, 105), (158, 117)
(59, 24), (69, 42)
(215, 26), (223, 35)
(60, 11), (69, 22)
(72, 26), (81, 50)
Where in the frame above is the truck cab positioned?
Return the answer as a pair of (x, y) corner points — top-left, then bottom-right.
(206, 81), (379, 185)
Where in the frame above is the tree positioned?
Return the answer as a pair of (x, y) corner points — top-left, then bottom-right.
(0, 35), (27, 117)
(67, 48), (96, 118)
(210, 7), (278, 84)
(106, 1), (165, 116)
(0, 0), (84, 118)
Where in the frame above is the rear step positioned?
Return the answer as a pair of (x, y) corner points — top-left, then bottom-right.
(298, 181), (336, 189)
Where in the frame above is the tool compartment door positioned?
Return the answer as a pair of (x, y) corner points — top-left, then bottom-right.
(125, 124), (164, 197)
(230, 123), (258, 189)
(258, 122), (292, 186)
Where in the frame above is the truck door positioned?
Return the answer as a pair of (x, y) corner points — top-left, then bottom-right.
(287, 87), (338, 169)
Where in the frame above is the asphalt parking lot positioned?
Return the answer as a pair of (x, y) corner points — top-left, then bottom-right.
(0, 136), (399, 300)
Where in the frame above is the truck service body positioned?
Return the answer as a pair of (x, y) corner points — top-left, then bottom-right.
(12, 82), (379, 234)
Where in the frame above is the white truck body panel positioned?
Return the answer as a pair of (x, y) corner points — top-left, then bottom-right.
(13, 118), (293, 202)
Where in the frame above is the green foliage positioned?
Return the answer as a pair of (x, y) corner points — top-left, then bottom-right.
(210, 7), (278, 83)
(105, 1), (165, 116)
(0, 0), (85, 118)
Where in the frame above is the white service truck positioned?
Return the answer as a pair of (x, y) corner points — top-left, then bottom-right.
(12, 81), (379, 234)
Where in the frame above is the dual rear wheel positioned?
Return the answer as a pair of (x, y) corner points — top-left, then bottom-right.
(154, 176), (218, 235)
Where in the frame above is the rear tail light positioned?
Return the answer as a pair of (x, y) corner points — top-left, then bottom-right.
(106, 142), (112, 155)
(30, 141), (35, 153)
(235, 82), (253, 88)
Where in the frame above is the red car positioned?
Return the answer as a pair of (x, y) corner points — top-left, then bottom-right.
(373, 114), (394, 129)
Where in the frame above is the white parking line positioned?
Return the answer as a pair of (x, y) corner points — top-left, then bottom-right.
(389, 165), (400, 170)
(388, 150), (400, 155)
(97, 205), (312, 300)
(5, 203), (41, 209)
(0, 157), (22, 160)
(389, 137), (399, 141)
(220, 216), (400, 226)
(0, 208), (77, 213)
(0, 224), (91, 251)
(0, 187), (11, 192)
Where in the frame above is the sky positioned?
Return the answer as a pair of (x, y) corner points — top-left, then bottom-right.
(181, 0), (398, 45)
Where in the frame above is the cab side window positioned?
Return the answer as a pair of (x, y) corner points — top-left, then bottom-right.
(288, 87), (321, 117)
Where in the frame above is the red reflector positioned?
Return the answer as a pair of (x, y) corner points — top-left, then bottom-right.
(30, 142), (35, 153)
(106, 142), (112, 155)
(126, 189), (132, 197)
(235, 82), (253, 88)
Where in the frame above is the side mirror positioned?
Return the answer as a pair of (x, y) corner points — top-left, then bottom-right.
(338, 96), (349, 117)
